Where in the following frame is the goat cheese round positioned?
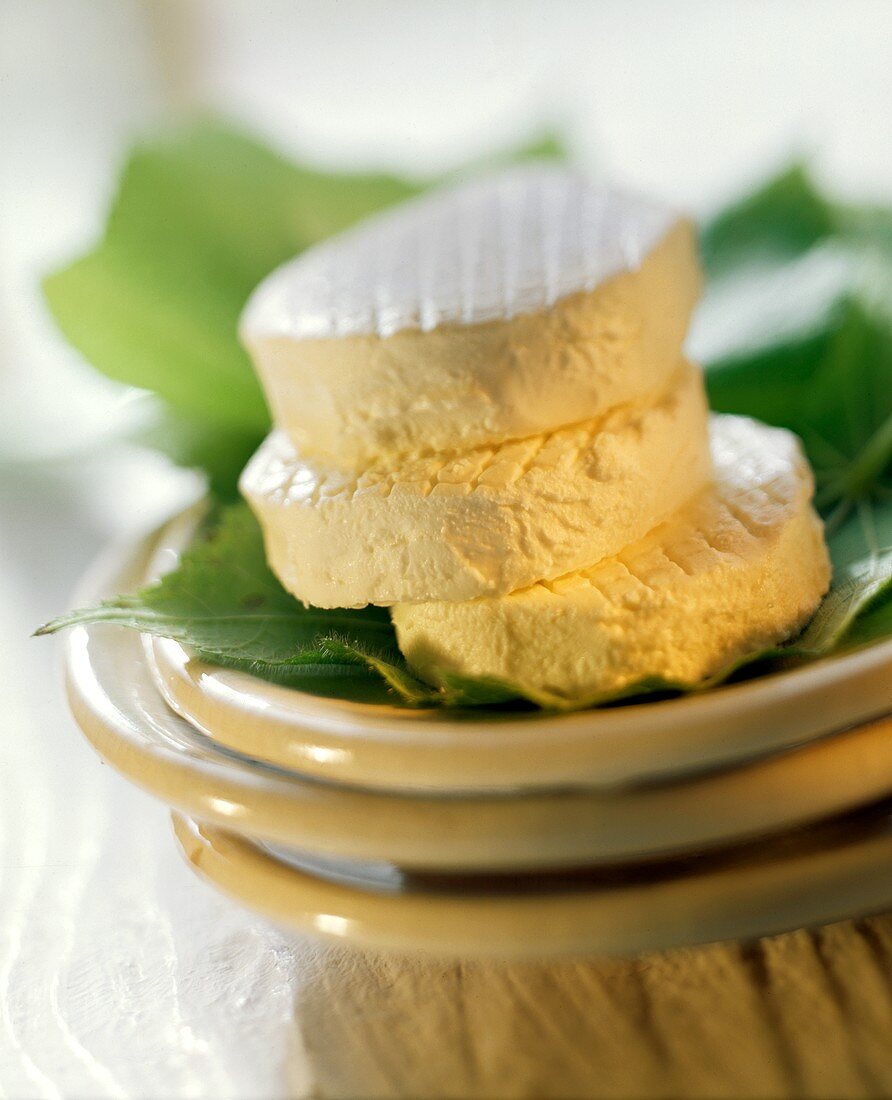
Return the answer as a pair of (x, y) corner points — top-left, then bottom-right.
(240, 362), (711, 607)
(241, 165), (702, 468)
(391, 416), (831, 700)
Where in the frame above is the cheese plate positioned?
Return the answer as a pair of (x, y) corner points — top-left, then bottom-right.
(147, 509), (892, 794)
(63, 520), (892, 874)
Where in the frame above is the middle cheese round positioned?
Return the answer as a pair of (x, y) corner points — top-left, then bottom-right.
(240, 361), (711, 607)
(240, 167), (702, 469)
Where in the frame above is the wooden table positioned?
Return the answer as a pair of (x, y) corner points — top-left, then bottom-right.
(298, 919), (892, 1099)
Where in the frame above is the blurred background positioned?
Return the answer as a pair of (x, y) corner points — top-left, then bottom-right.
(2, 2), (892, 1094)
(6, 0), (892, 483)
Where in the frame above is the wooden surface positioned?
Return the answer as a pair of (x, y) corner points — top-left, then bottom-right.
(2, 471), (891, 1099)
(294, 920), (892, 1099)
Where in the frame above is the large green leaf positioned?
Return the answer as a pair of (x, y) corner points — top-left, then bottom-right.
(702, 259), (892, 508)
(699, 163), (839, 275)
(794, 500), (892, 653)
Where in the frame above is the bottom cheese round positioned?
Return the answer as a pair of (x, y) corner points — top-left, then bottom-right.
(391, 415), (831, 701)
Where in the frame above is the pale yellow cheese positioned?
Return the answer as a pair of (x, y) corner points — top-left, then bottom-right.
(240, 362), (711, 608)
(391, 416), (831, 700)
(240, 166), (701, 469)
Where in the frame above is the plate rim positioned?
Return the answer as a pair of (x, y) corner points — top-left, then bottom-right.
(171, 810), (892, 958)
(59, 521), (892, 870)
(66, 614), (892, 868)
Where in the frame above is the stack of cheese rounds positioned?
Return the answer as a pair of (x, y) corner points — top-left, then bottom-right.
(56, 164), (892, 965)
(241, 165), (830, 701)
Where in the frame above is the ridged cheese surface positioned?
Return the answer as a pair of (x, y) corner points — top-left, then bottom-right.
(241, 166), (701, 467)
(240, 363), (711, 607)
(391, 416), (831, 699)
(244, 165), (678, 338)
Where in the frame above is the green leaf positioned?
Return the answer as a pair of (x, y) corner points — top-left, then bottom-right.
(698, 237), (892, 679)
(702, 260), (892, 508)
(841, 585), (892, 649)
(699, 163), (840, 275)
(42, 120), (423, 440)
(796, 499), (892, 652)
(36, 503), (441, 706)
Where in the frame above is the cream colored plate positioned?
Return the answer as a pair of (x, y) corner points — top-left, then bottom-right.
(173, 806), (892, 958)
(150, 506), (892, 794)
(64, 525), (892, 871)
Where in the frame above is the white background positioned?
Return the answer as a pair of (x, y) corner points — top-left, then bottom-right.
(2, 2), (892, 1094)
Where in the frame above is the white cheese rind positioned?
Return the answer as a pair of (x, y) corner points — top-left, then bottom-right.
(241, 167), (701, 467)
(240, 362), (711, 608)
(391, 416), (831, 699)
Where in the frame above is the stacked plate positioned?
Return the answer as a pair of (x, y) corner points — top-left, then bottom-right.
(65, 509), (892, 958)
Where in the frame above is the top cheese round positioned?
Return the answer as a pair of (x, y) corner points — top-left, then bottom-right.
(241, 165), (702, 468)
